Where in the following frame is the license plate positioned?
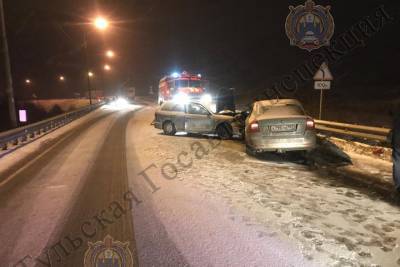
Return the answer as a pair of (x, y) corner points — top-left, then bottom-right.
(270, 124), (296, 132)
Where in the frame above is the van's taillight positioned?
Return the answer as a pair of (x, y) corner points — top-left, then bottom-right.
(249, 121), (260, 132)
(306, 118), (315, 129)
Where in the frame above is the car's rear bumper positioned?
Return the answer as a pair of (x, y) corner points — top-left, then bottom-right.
(246, 132), (316, 152)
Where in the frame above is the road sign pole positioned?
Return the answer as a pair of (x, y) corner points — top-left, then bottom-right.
(314, 62), (333, 120)
(319, 89), (323, 120)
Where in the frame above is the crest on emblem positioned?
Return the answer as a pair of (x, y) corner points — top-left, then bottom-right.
(84, 235), (134, 267)
(285, 0), (335, 51)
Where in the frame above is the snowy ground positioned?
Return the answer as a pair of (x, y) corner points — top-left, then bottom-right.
(0, 100), (399, 267)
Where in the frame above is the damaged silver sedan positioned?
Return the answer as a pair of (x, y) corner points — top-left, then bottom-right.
(245, 99), (316, 154)
(152, 101), (241, 139)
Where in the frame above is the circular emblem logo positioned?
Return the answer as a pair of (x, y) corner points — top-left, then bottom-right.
(285, 0), (335, 51)
(84, 235), (134, 267)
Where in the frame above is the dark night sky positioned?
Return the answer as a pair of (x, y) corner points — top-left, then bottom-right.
(0, 0), (399, 101)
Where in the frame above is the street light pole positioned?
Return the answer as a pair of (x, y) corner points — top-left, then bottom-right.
(83, 31), (92, 105)
(83, 16), (109, 106)
(0, 0), (17, 128)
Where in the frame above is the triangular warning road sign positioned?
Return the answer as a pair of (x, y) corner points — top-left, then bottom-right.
(313, 62), (333, 81)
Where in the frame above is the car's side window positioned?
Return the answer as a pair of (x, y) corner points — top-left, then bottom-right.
(187, 103), (209, 115)
(161, 103), (173, 111)
(161, 103), (184, 112)
(171, 104), (184, 112)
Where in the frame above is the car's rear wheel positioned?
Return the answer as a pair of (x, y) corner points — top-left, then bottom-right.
(217, 124), (232, 140)
(163, 121), (176, 135)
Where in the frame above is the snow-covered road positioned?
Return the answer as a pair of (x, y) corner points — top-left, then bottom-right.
(0, 100), (399, 267)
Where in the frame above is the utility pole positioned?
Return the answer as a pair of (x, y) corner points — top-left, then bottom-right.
(0, 0), (17, 128)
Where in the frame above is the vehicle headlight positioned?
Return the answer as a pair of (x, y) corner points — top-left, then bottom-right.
(173, 93), (189, 104)
(200, 94), (212, 103)
(112, 97), (129, 108)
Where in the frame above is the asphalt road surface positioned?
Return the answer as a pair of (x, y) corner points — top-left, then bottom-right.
(0, 100), (399, 267)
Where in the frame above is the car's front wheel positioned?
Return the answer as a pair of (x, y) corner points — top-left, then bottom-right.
(163, 121), (176, 135)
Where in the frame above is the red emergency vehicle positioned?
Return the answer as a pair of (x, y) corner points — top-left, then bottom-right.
(158, 71), (207, 104)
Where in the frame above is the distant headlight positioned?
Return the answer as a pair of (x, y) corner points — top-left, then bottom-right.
(112, 97), (129, 108)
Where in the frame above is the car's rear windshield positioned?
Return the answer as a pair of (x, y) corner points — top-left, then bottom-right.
(257, 104), (305, 116)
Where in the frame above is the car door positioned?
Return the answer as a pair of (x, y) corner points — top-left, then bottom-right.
(169, 103), (185, 131)
(159, 103), (185, 131)
(185, 103), (214, 133)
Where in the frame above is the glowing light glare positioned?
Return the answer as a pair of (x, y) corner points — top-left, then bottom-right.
(25, 79), (31, 84)
(197, 73), (202, 78)
(88, 72), (94, 77)
(173, 93), (189, 104)
(200, 94), (212, 103)
(94, 17), (109, 30)
(171, 72), (180, 78)
(106, 50), (115, 58)
(104, 64), (111, 71)
(209, 103), (217, 113)
(112, 97), (129, 108)
(59, 76), (65, 81)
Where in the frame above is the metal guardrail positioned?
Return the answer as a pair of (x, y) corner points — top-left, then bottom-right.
(0, 102), (103, 151)
(315, 119), (391, 143)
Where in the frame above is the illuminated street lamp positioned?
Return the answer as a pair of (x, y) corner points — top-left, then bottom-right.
(25, 79), (31, 84)
(59, 75), (65, 81)
(106, 50), (115, 58)
(93, 16), (109, 31)
(104, 64), (111, 71)
(85, 15), (111, 105)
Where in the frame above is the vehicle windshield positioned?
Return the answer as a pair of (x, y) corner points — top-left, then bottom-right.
(257, 104), (305, 116)
(176, 79), (189, 87)
(174, 79), (203, 88)
(188, 80), (202, 88)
